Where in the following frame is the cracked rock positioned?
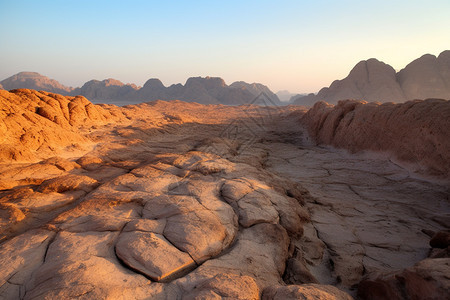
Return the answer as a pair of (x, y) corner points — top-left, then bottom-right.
(115, 231), (196, 281)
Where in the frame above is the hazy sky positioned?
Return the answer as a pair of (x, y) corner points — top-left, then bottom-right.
(1, 0), (449, 93)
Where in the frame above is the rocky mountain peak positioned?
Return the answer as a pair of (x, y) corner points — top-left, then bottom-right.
(230, 81), (282, 104)
(143, 78), (165, 90)
(347, 58), (396, 81)
(397, 51), (450, 100)
(0, 73), (281, 106)
(437, 50), (450, 64)
(294, 50), (450, 106)
(185, 76), (227, 90)
(0, 72), (73, 94)
(10, 71), (41, 79)
(102, 78), (125, 87)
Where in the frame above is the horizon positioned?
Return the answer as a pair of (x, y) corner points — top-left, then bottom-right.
(1, 1), (450, 94)
(1, 48), (448, 96)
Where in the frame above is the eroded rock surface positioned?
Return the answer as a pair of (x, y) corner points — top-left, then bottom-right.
(263, 284), (354, 300)
(1, 90), (448, 299)
(0, 89), (125, 162)
(358, 258), (450, 300)
(266, 115), (449, 298)
(301, 99), (450, 178)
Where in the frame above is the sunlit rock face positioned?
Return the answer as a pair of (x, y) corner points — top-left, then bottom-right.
(1, 90), (448, 299)
(0, 89), (125, 162)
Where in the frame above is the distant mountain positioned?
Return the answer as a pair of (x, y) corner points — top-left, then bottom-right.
(276, 90), (305, 102)
(230, 81), (282, 105)
(293, 50), (450, 106)
(291, 93), (317, 106)
(0, 72), (73, 95)
(137, 77), (283, 105)
(0, 83), (3, 90)
(0, 73), (281, 106)
(136, 76), (258, 105)
(71, 79), (139, 101)
(138, 76), (225, 105)
(397, 52), (450, 100)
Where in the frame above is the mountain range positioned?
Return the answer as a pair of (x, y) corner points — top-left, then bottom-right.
(1, 50), (449, 106)
(292, 50), (450, 105)
(0, 73), (282, 106)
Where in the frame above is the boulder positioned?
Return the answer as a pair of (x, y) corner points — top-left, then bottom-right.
(115, 231), (196, 281)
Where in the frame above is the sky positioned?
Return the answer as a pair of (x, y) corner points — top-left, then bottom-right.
(0, 0), (449, 93)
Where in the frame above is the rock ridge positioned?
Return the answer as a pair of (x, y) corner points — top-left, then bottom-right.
(301, 99), (450, 179)
(293, 50), (450, 105)
(1, 73), (282, 106)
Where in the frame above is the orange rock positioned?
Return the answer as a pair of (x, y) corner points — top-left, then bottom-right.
(0, 89), (125, 162)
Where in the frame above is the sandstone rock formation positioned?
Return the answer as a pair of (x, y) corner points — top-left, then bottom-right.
(398, 51), (450, 100)
(301, 99), (450, 178)
(263, 284), (354, 300)
(430, 230), (450, 249)
(1, 73), (281, 106)
(358, 259), (450, 300)
(313, 59), (405, 104)
(0, 90), (319, 299)
(0, 117), (316, 298)
(137, 76), (281, 105)
(293, 50), (450, 106)
(71, 78), (139, 102)
(230, 81), (282, 105)
(357, 232), (450, 300)
(0, 72), (73, 95)
(0, 89), (125, 162)
(1, 90), (448, 299)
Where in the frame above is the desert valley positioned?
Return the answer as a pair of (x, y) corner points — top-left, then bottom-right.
(0, 48), (449, 300)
